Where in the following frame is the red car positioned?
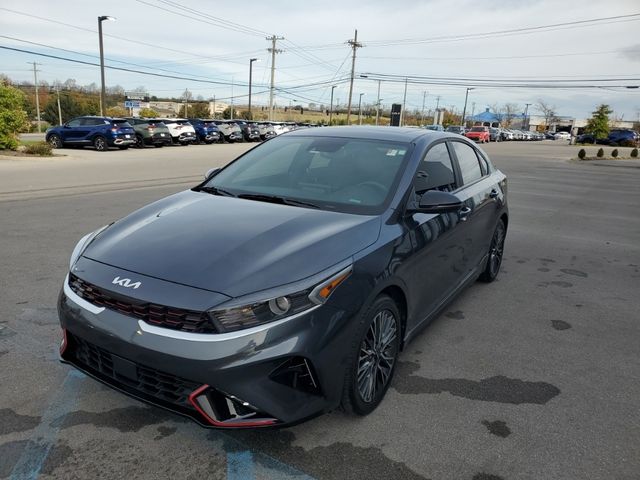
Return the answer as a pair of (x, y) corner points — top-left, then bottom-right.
(465, 126), (490, 143)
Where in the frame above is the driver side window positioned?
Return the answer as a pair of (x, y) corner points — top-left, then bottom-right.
(415, 143), (457, 193)
(67, 119), (82, 127)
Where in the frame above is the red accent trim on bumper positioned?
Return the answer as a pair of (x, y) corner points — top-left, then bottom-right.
(60, 328), (68, 356)
(188, 384), (278, 428)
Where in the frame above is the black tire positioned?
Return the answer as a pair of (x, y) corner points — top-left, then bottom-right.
(134, 134), (145, 148)
(48, 134), (62, 149)
(341, 295), (401, 415)
(479, 219), (506, 282)
(93, 136), (108, 151)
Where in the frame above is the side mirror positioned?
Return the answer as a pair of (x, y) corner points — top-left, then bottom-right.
(412, 190), (463, 214)
(204, 167), (220, 180)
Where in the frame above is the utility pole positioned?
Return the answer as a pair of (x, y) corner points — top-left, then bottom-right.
(461, 87), (474, 128)
(266, 35), (284, 121)
(212, 95), (216, 119)
(329, 85), (336, 124)
(358, 93), (365, 125)
(524, 103), (532, 130)
(346, 29), (362, 124)
(230, 77), (234, 120)
(55, 83), (62, 125)
(248, 58), (258, 118)
(375, 80), (381, 125)
(28, 62), (42, 132)
(97, 16), (115, 116)
(400, 77), (408, 126)
(421, 90), (427, 126)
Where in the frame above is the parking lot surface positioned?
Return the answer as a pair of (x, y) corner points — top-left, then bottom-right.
(1, 141), (639, 480)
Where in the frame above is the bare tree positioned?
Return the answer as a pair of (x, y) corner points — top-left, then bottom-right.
(489, 103), (504, 125)
(536, 100), (557, 129)
(502, 103), (519, 128)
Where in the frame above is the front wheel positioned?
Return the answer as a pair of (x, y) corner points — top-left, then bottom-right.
(342, 295), (401, 415)
(48, 134), (62, 149)
(479, 218), (506, 282)
(93, 136), (107, 151)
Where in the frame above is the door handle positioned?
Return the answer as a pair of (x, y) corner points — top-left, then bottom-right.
(489, 189), (499, 199)
(459, 206), (472, 220)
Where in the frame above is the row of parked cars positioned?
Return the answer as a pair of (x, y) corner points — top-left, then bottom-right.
(45, 116), (318, 151)
(441, 125), (558, 143)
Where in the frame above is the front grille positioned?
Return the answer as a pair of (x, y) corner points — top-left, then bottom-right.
(67, 332), (199, 409)
(68, 274), (217, 333)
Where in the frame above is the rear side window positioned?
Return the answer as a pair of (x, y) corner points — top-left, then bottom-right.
(452, 142), (483, 185)
(82, 118), (106, 126)
(416, 143), (456, 192)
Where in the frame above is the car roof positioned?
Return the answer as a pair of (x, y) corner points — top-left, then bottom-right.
(284, 125), (447, 143)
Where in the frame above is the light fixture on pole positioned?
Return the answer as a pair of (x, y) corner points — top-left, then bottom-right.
(248, 58), (259, 118)
(359, 75), (382, 126)
(329, 85), (336, 124)
(358, 93), (365, 125)
(460, 87), (474, 127)
(98, 15), (116, 116)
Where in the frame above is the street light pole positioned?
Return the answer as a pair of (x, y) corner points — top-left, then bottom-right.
(524, 103), (532, 130)
(421, 90), (427, 126)
(400, 77), (408, 126)
(461, 87), (474, 127)
(329, 85), (336, 124)
(358, 93), (365, 125)
(55, 83), (62, 125)
(248, 58), (258, 118)
(28, 62), (41, 132)
(98, 15), (115, 116)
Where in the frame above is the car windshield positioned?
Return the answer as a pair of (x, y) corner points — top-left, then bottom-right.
(471, 127), (485, 132)
(203, 135), (412, 215)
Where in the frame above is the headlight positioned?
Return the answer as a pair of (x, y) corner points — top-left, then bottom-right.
(69, 224), (110, 270)
(208, 265), (352, 333)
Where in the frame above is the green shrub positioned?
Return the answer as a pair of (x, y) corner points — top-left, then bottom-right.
(0, 83), (30, 150)
(596, 148), (604, 158)
(631, 148), (638, 158)
(611, 149), (619, 158)
(578, 148), (586, 159)
(24, 141), (53, 156)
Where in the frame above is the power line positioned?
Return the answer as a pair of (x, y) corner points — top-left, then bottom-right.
(0, 7), (263, 66)
(285, 13), (640, 51)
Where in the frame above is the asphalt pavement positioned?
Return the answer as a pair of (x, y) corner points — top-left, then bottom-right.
(1, 140), (639, 480)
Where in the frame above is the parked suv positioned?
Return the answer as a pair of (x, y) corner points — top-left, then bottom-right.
(256, 122), (277, 140)
(445, 125), (466, 135)
(606, 129), (639, 147)
(153, 118), (196, 145)
(125, 118), (172, 148)
(46, 116), (135, 151)
(212, 120), (242, 143)
(235, 120), (261, 142)
(187, 119), (221, 144)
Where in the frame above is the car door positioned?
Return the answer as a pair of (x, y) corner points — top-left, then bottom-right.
(401, 141), (468, 326)
(449, 140), (499, 276)
(61, 118), (83, 143)
(82, 118), (106, 143)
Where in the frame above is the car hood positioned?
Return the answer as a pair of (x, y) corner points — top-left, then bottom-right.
(83, 190), (381, 297)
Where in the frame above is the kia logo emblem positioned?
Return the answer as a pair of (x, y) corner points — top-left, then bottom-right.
(112, 276), (142, 289)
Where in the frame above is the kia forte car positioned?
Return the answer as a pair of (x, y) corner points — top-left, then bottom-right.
(58, 126), (508, 428)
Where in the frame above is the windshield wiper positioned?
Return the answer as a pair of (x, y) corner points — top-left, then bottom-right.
(196, 185), (236, 197)
(237, 193), (320, 209)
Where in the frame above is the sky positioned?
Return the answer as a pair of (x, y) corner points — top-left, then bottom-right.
(1, 0), (639, 121)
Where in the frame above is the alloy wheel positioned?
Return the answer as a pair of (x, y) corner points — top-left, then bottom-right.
(489, 222), (506, 277)
(357, 309), (398, 403)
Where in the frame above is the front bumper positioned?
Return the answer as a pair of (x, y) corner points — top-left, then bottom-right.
(57, 265), (356, 428)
